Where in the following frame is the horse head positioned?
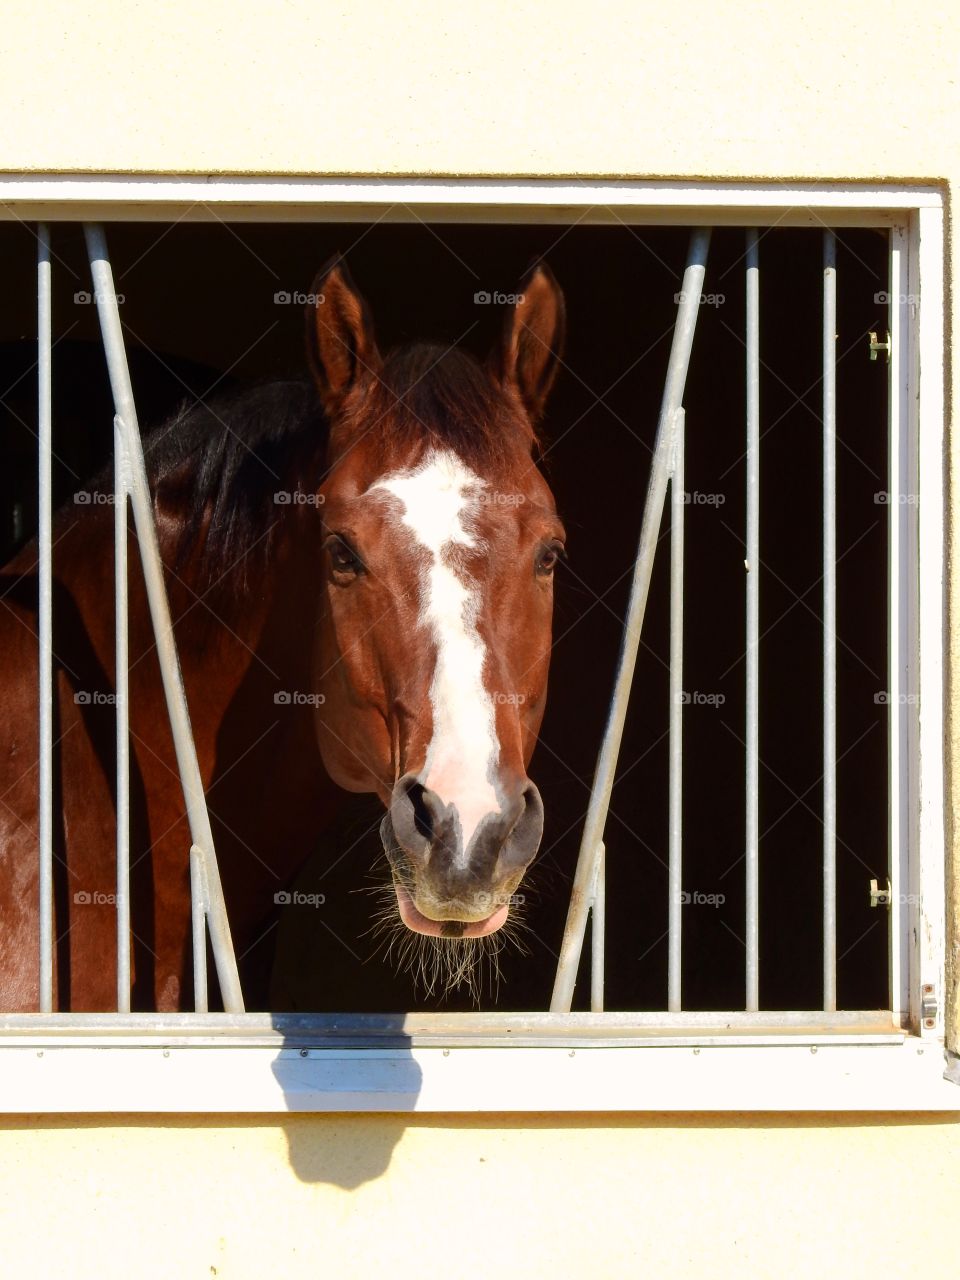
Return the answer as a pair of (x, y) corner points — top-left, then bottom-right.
(306, 257), (566, 942)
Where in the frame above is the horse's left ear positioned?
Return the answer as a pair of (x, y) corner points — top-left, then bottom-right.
(305, 256), (382, 418)
(496, 261), (566, 423)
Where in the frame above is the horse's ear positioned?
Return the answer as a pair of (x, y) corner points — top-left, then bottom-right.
(305, 256), (381, 416)
(496, 261), (565, 423)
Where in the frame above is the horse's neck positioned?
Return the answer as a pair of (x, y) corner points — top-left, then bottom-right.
(37, 500), (323, 787)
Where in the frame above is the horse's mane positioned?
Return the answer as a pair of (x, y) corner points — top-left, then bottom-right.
(138, 343), (524, 592)
(144, 377), (325, 587)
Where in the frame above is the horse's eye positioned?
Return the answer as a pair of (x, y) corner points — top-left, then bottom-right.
(325, 535), (364, 579)
(536, 541), (565, 577)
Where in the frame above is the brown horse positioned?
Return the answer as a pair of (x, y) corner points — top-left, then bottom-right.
(0, 258), (566, 1011)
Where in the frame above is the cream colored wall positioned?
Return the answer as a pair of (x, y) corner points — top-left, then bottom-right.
(1, 3), (959, 1275)
(0, 0), (956, 183)
(0, 1113), (956, 1279)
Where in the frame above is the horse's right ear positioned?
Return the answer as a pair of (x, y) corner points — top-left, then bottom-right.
(305, 257), (381, 417)
(495, 261), (566, 424)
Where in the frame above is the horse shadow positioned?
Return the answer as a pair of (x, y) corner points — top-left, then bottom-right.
(267, 1011), (422, 1188)
(262, 795), (424, 1187)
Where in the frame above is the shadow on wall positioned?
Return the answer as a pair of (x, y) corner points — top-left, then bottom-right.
(269, 1011), (422, 1187)
(263, 1109), (960, 1188)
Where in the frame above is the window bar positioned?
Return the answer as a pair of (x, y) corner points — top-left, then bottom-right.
(589, 841), (605, 1013)
(550, 228), (711, 1013)
(667, 408), (685, 1013)
(190, 845), (209, 1013)
(83, 223), (245, 1015)
(37, 224), (54, 1014)
(114, 407), (131, 1010)
(745, 229), (760, 1012)
(823, 230), (838, 1012)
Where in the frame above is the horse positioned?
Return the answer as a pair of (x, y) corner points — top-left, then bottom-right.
(0, 257), (567, 1011)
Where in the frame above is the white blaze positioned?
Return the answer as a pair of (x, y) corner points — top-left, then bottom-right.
(370, 449), (500, 854)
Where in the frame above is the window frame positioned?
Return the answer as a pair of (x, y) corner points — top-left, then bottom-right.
(0, 176), (951, 1112)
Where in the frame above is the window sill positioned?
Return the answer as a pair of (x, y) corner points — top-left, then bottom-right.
(0, 1015), (956, 1114)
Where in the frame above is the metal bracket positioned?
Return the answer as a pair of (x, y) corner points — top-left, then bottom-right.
(868, 330), (891, 362)
(921, 983), (938, 1030)
(869, 877), (891, 908)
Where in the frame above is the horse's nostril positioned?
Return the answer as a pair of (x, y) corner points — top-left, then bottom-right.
(407, 781), (435, 843)
(498, 780), (544, 873)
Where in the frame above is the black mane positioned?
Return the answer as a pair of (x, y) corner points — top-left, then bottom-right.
(145, 378), (325, 586)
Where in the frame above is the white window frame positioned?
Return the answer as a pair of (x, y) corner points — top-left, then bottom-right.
(0, 176), (953, 1112)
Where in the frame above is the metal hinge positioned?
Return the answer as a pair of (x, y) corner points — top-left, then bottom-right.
(869, 877), (891, 908)
(868, 330), (891, 362)
(921, 983), (938, 1030)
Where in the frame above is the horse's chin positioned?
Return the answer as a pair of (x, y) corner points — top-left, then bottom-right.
(394, 884), (509, 939)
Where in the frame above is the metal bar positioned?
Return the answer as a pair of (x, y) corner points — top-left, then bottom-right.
(550, 228), (711, 1012)
(590, 842), (605, 1013)
(0, 1009), (906, 1051)
(745, 229), (761, 1012)
(886, 223), (915, 1027)
(37, 224), (54, 1014)
(114, 420), (131, 1011)
(190, 845), (208, 1014)
(83, 224), (245, 1014)
(823, 230), (838, 1012)
(668, 410), (685, 1013)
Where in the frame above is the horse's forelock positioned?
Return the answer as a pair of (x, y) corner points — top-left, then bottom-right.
(358, 343), (537, 469)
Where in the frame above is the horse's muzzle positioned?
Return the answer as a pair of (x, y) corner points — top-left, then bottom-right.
(380, 772), (544, 936)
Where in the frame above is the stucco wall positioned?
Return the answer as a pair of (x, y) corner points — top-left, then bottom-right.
(1, 2), (958, 1275)
(0, 1113), (957, 1278)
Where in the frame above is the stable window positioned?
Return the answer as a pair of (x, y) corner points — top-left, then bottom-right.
(0, 178), (953, 1111)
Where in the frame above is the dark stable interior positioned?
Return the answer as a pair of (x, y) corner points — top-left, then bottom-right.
(0, 219), (890, 1014)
